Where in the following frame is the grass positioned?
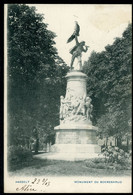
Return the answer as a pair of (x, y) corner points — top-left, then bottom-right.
(8, 157), (131, 177)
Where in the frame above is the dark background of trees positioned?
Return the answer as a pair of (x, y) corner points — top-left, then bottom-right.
(83, 23), (132, 147)
(7, 4), (132, 151)
(8, 4), (69, 150)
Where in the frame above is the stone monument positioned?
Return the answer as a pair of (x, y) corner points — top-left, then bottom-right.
(51, 22), (101, 160)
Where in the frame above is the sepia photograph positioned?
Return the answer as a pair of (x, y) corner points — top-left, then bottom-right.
(4, 4), (132, 193)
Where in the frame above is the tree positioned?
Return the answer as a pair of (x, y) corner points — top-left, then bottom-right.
(83, 24), (132, 144)
(7, 4), (69, 147)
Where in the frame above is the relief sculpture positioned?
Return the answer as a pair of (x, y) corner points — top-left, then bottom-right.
(60, 94), (93, 124)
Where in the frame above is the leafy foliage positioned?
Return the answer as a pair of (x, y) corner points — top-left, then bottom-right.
(85, 145), (131, 170)
(101, 146), (131, 164)
(83, 24), (132, 141)
(8, 4), (69, 147)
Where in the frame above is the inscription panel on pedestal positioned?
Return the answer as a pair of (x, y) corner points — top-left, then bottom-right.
(55, 129), (97, 144)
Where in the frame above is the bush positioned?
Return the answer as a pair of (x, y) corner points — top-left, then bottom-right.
(101, 146), (132, 170)
(85, 146), (132, 170)
(92, 158), (105, 164)
(8, 145), (33, 166)
(85, 158), (107, 169)
(85, 160), (97, 168)
(95, 162), (106, 169)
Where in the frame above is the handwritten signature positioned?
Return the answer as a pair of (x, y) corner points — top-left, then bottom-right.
(16, 184), (37, 192)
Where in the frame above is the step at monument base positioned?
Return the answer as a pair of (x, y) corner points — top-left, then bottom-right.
(33, 152), (102, 161)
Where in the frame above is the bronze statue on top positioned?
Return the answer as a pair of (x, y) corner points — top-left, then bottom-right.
(67, 21), (89, 70)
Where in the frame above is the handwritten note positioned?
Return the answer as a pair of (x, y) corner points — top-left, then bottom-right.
(16, 178), (50, 192)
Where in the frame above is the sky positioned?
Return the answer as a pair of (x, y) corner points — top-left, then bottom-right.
(28, 4), (132, 66)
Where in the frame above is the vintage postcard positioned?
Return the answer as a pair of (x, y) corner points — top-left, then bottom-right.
(4, 4), (132, 193)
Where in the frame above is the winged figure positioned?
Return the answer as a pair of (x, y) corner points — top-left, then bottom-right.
(67, 21), (80, 43)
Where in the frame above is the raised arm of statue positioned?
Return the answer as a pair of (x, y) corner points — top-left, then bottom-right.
(75, 36), (79, 45)
(83, 45), (89, 52)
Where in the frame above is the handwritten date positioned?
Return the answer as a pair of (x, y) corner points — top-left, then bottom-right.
(32, 178), (50, 187)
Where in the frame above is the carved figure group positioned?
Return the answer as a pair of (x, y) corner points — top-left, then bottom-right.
(60, 94), (93, 122)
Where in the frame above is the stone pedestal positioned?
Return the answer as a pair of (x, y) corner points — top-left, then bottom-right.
(50, 71), (101, 160)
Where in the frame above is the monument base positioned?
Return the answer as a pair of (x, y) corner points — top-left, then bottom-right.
(51, 144), (101, 153)
(48, 123), (101, 161)
(54, 124), (98, 145)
